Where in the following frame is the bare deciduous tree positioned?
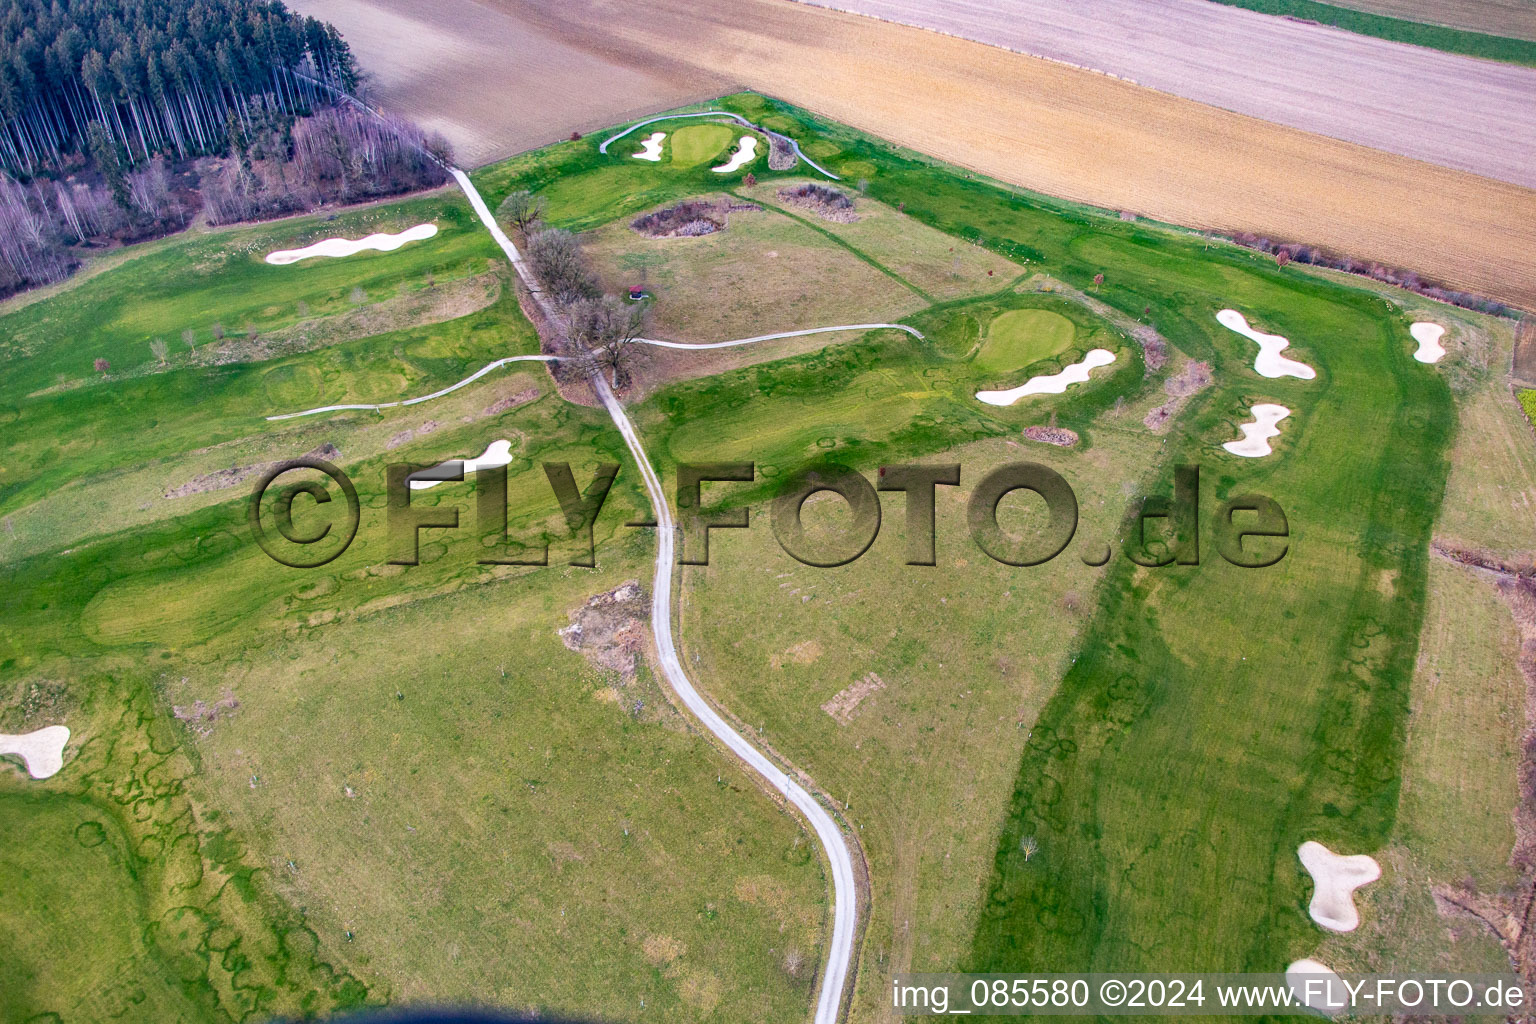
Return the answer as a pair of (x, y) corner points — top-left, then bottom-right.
(1021, 836), (1039, 861)
(569, 294), (648, 385)
(526, 228), (596, 306)
(150, 337), (168, 364)
(497, 189), (546, 234)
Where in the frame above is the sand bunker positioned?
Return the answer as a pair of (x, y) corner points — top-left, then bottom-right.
(1298, 840), (1380, 932)
(1411, 321), (1446, 363)
(975, 349), (1116, 406)
(265, 224), (438, 265)
(0, 726), (70, 779)
(409, 439), (514, 490)
(632, 131), (666, 162)
(1223, 403), (1291, 458)
(1216, 309), (1316, 380)
(712, 136), (758, 173)
(1286, 959), (1348, 1016)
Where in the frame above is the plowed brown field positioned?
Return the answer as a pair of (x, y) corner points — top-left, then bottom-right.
(292, 0), (1536, 311)
(1327, 0), (1536, 41)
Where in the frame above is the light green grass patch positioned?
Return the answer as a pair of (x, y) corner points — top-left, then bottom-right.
(973, 308), (1076, 375)
(669, 124), (739, 168)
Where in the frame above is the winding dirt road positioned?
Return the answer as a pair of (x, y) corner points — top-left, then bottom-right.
(450, 166), (861, 1024)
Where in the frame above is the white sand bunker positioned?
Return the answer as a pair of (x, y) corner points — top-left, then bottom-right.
(976, 349), (1116, 407)
(1223, 403), (1291, 458)
(1217, 309), (1316, 380)
(1411, 322), (1446, 363)
(265, 223), (438, 265)
(632, 131), (666, 162)
(409, 439), (514, 490)
(712, 136), (758, 173)
(0, 726), (70, 779)
(1298, 840), (1380, 932)
(1286, 959), (1349, 1017)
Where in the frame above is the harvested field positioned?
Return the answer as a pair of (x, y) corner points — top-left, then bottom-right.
(1323, 0), (1536, 41)
(1514, 317), (1536, 385)
(787, 0), (1536, 188)
(469, 0), (1536, 311)
(285, 0), (730, 166)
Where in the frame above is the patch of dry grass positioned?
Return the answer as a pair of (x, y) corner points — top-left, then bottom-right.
(584, 201), (927, 342)
(739, 178), (1023, 300)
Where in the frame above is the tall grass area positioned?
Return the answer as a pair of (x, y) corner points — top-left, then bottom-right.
(1205, 0), (1536, 65)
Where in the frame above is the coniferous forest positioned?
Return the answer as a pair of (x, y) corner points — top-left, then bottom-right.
(0, 0), (451, 296)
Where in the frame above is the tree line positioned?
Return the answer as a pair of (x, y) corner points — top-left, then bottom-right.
(0, 0), (356, 176)
(0, 0), (454, 297)
(500, 189), (648, 386)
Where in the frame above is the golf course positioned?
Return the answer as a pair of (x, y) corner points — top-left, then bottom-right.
(1, 89), (1528, 1023)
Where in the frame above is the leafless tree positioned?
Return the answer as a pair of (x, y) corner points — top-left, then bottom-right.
(569, 294), (648, 385)
(150, 337), (168, 364)
(1020, 835), (1039, 861)
(128, 157), (177, 223)
(526, 228), (596, 306)
(497, 189), (546, 234)
(181, 328), (196, 350)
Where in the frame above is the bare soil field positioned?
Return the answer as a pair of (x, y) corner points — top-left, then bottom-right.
(303, 0), (1536, 311)
(787, 0), (1536, 188)
(285, 0), (732, 166)
(1326, 0), (1536, 41)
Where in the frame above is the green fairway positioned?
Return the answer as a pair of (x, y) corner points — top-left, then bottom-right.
(973, 308), (1077, 375)
(668, 123), (740, 167)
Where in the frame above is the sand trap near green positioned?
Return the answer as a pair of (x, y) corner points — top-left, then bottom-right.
(265, 224), (437, 265)
(975, 349), (1116, 406)
(712, 136), (758, 173)
(1411, 322), (1446, 363)
(973, 309), (1076, 375)
(1298, 840), (1380, 932)
(1216, 309), (1316, 379)
(408, 439), (515, 490)
(1286, 959), (1348, 1016)
(0, 726), (70, 779)
(632, 131), (666, 162)
(1223, 403), (1290, 458)
(669, 123), (737, 167)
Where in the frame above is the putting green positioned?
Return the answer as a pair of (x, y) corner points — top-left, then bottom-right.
(973, 308), (1076, 375)
(669, 124), (737, 167)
